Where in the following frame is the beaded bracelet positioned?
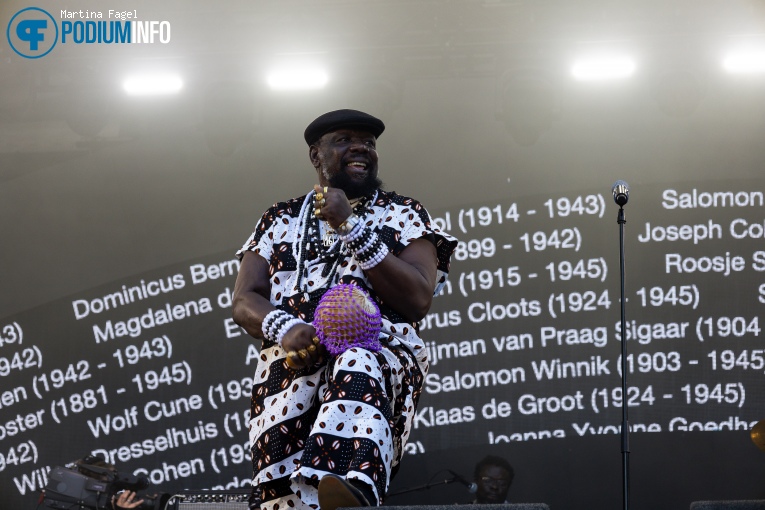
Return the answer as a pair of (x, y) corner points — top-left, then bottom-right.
(272, 314), (294, 341)
(347, 227), (373, 252)
(338, 219), (364, 243)
(263, 309), (291, 343)
(339, 222), (389, 271)
(354, 230), (379, 257)
(262, 309), (282, 340)
(276, 317), (306, 345)
(355, 234), (387, 269)
(358, 241), (388, 270)
(355, 235), (381, 262)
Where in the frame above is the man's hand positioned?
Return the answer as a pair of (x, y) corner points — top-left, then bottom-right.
(313, 184), (353, 229)
(281, 322), (326, 369)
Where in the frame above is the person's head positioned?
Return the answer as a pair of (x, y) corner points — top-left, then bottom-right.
(305, 109), (385, 199)
(473, 455), (515, 504)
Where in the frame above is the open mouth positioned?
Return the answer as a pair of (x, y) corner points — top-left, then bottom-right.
(345, 161), (368, 176)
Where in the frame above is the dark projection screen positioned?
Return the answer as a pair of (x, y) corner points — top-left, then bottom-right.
(2, 1), (765, 510)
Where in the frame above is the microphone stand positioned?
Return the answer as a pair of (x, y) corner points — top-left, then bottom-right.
(617, 205), (630, 510)
(386, 478), (461, 498)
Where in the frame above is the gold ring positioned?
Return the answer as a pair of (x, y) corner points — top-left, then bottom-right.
(298, 349), (308, 359)
(315, 192), (323, 201)
(323, 186), (328, 193)
(286, 352), (300, 369)
(307, 344), (317, 353)
(319, 198), (326, 207)
(314, 209), (322, 217)
(312, 336), (321, 345)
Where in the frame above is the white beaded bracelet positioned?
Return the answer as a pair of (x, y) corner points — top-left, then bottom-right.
(358, 242), (388, 270)
(276, 317), (306, 345)
(355, 230), (379, 257)
(263, 309), (290, 342)
(338, 218), (364, 243)
(262, 309), (280, 340)
(271, 313), (293, 340)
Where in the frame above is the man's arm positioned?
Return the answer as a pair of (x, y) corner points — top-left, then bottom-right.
(231, 251), (273, 339)
(316, 184), (439, 323)
(232, 252), (322, 367)
(362, 237), (438, 323)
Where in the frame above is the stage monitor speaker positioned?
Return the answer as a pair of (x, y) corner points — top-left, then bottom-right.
(172, 489), (251, 510)
(691, 502), (765, 510)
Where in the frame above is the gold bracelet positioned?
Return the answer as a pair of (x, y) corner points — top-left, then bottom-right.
(337, 214), (360, 235)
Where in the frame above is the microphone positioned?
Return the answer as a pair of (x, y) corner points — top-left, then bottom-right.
(447, 470), (477, 494)
(612, 180), (629, 207)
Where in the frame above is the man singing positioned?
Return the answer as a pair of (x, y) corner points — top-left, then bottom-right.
(232, 109), (457, 510)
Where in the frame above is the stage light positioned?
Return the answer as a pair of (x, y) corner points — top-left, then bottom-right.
(722, 48), (765, 74)
(571, 55), (636, 81)
(266, 67), (329, 90)
(122, 74), (183, 96)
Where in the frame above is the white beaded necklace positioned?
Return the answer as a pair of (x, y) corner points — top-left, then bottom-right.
(293, 191), (375, 303)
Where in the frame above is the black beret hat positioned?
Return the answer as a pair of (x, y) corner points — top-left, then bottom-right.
(304, 109), (385, 145)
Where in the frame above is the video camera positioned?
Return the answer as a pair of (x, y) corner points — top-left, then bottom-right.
(42, 456), (170, 510)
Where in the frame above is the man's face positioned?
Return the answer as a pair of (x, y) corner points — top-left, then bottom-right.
(475, 465), (512, 504)
(312, 128), (382, 198)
